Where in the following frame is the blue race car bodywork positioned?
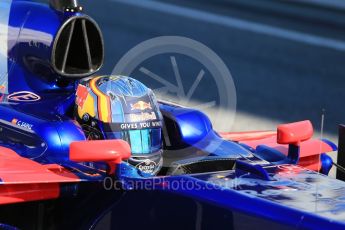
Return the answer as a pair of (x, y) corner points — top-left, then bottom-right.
(0, 1), (344, 229)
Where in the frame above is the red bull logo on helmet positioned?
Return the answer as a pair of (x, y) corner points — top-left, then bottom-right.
(130, 101), (152, 111)
(129, 112), (157, 122)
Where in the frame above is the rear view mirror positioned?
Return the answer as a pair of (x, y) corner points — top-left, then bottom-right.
(277, 120), (313, 145)
(70, 140), (131, 174)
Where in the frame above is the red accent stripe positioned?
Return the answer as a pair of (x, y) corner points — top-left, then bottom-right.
(219, 131), (277, 142)
(0, 147), (80, 204)
(0, 183), (60, 205)
(0, 147), (80, 184)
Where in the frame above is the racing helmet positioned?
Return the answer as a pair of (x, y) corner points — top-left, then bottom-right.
(75, 75), (163, 175)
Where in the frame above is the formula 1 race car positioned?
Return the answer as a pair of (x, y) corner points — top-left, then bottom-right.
(1, 0), (345, 229)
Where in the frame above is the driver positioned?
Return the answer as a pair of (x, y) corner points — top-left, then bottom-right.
(75, 75), (163, 176)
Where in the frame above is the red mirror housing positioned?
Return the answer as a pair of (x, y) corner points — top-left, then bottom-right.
(70, 140), (131, 174)
(277, 120), (313, 145)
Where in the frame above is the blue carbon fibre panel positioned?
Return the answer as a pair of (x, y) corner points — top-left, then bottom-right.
(118, 165), (345, 229)
(189, 165), (345, 227)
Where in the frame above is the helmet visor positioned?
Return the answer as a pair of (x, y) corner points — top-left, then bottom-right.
(105, 127), (162, 156)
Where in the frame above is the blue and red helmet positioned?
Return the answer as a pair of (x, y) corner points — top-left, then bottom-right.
(75, 75), (163, 175)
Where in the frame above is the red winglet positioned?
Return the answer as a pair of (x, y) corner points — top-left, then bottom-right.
(228, 120), (335, 172)
(299, 139), (334, 158)
(277, 120), (313, 145)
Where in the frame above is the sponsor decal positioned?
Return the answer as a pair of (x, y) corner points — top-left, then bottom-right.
(131, 101), (152, 111)
(120, 121), (162, 130)
(76, 85), (89, 108)
(7, 91), (40, 102)
(104, 120), (162, 132)
(11, 118), (33, 130)
(129, 112), (157, 122)
(136, 159), (157, 174)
